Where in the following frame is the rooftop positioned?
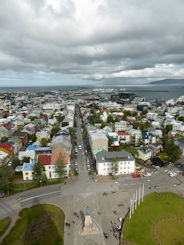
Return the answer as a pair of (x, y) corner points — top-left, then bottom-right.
(96, 149), (134, 162)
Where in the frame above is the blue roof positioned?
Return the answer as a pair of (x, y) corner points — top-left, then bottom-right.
(149, 133), (156, 137)
(26, 145), (39, 151)
(104, 127), (112, 135)
(22, 160), (35, 171)
(142, 132), (149, 139)
(15, 166), (23, 171)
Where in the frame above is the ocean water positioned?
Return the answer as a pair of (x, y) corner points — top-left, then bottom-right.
(0, 85), (183, 101)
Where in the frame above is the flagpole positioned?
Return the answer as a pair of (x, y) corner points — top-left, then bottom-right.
(135, 190), (137, 210)
(142, 183), (144, 202)
(132, 194), (135, 214)
(129, 199), (132, 219)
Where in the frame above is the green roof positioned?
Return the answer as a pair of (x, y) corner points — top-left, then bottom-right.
(93, 148), (103, 156)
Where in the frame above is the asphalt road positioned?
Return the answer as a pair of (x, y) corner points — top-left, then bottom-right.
(0, 104), (184, 245)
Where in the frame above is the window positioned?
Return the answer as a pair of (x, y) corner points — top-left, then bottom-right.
(25, 172), (28, 175)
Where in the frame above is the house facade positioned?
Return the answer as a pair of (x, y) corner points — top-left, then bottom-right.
(96, 150), (135, 176)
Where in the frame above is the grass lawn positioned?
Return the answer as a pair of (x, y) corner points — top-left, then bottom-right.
(13, 180), (63, 193)
(123, 192), (184, 245)
(2, 204), (65, 245)
(0, 217), (11, 237)
(155, 218), (184, 245)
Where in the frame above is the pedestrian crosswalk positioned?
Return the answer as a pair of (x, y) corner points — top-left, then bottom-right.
(0, 201), (15, 219)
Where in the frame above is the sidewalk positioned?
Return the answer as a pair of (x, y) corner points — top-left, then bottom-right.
(0, 212), (19, 244)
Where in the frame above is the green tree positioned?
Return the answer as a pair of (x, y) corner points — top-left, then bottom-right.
(107, 115), (114, 123)
(142, 109), (148, 115)
(0, 161), (14, 194)
(33, 160), (45, 185)
(123, 111), (132, 120)
(108, 137), (114, 148)
(51, 125), (60, 137)
(41, 138), (48, 147)
(55, 153), (67, 180)
(111, 157), (119, 178)
(56, 114), (65, 124)
(1, 136), (8, 143)
(28, 133), (37, 143)
(29, 116), (38, 121)
(178, 116), (184, 122)
(68, 127), (74, 136)
(166, 124), (173, 133)
(163, 137), (182, 162)
(22, 157), (30, 163)
(12, 157), (21, 168)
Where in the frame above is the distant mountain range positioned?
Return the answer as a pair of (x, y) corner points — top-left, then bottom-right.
(149, 79), (184, 85)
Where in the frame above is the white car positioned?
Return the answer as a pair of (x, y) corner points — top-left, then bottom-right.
(169, 172), (177, 177)
(143, 173), (152, 177)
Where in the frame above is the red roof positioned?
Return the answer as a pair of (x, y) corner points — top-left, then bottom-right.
(118, 132), (129, 136)
(51, 150), (69, 165)
(0, 144), (14, 152)
(2, 122), (11, 131)
(117, 115), (124, 118)
(38, 155), (52, 165)
(166, 134), (174, 138)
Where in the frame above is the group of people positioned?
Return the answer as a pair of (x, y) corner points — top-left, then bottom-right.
(65, 212), (80, 227)
(65, 222), (71, 227)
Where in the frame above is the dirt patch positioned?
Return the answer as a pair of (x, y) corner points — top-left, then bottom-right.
(22, 212), (54, 243)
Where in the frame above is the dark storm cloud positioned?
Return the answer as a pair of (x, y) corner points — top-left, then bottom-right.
(0, 0), (184, 85)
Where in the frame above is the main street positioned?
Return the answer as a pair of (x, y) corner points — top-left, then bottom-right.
(0, 105), (184, 245)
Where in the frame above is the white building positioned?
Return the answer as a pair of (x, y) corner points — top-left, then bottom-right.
(137, 146), (152, 161)
(96, 150), (135, 176)
(22, 161), (35, 180)
(115, 121), (128, 132)
(18, 150), (36, 161)
(118, 132), (130, 144)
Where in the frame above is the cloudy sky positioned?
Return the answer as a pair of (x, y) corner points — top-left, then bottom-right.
(0, 0), (184, 86)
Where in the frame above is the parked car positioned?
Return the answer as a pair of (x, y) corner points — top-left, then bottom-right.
(132, 173), (141, 178)
(143, 172), (152, 177)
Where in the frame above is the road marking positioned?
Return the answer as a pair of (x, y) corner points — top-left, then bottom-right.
(20, 191), (62, 202)
(10, 201), (20, 206)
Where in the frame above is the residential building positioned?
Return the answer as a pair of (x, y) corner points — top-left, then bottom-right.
(96, 150), (135, 176)
(89, 131), (108, 154)
(22, 160), (35, 180)
(137, 146), (152, 161)
(118, 132), (130, 144)
(12, 131), (28, 146)
(115, 121), (128, 132)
